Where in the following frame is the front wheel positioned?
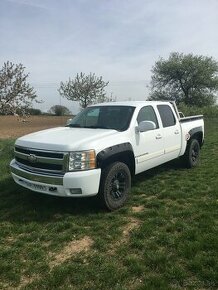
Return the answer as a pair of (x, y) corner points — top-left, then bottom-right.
(183, 138), (200, 168)
(98, 162), (131, 211)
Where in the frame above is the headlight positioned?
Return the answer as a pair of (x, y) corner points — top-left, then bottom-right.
(68, 150), (96, 171)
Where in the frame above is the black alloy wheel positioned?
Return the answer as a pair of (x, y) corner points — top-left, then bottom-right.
(184, 138), (200, 168)
(99, 162), (131, 211)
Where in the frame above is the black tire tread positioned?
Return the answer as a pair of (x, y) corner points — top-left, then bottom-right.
(183, 138), (200, 168)
(98, 162), (131, 211)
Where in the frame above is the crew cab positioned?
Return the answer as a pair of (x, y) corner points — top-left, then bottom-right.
(10, 101), (204, 210)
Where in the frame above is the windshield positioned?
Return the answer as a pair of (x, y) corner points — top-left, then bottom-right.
(67, 106), (135, 131)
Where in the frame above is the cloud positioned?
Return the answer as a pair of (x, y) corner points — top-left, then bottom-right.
(0, 0), (218, 111)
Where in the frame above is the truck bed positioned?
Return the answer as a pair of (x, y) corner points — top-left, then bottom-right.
(180, 115), (203, 123)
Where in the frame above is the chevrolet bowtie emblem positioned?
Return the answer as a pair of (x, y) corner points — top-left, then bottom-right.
(27, 154), (37, 163)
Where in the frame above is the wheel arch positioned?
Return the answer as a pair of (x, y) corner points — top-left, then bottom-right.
(97, 143), (135, 176)
(188, 126), (204, 147)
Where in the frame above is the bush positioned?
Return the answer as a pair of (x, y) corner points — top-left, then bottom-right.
(178, 104), (218, 118)
(48, 105), (71, 116)
(26, 108), (42, 115)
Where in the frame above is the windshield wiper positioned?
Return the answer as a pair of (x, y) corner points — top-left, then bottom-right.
(84, 125), (106, 129)
(67, 124), (119, 131)
(66, 124), (81, 128)
(84, 125), (119, 130)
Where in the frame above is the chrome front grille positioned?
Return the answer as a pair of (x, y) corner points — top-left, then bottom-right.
(14, 146), (68, 174)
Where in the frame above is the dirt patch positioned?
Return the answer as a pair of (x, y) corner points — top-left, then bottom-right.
(122, 218), (141, 239)
(140, 194), (157, 200)
(109, 218), (141, 255)
(18, 275), (39, 290)
(126, 278), (143, 290)
(4, 236), (17, 244)
(4, 237), (92, 289)
(49, 236), (93, 268)
(132, 205), (144, 213)
(2, 275), (39, 290)
(0, 115), (70, 139)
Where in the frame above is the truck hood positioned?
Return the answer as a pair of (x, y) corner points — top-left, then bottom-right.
(16, 127), (120, 151)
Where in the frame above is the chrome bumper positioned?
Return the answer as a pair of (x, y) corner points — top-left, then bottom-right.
(10, 159), (63, 185)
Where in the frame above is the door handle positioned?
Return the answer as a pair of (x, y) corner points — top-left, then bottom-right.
(174, 130), (180, 135)
(156, 134), (162, 139)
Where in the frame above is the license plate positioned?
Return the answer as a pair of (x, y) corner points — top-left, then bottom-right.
(21, 179), (47, 191)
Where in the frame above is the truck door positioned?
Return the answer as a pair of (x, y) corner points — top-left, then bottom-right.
(134, 106), (165, 174)
(157, 104), (181, 160)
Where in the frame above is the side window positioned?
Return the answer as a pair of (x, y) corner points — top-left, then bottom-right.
(137, 106), (159, 129)
(157, 105), (176, 127)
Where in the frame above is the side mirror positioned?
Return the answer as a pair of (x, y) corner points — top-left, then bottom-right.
(66, 118), (72, 126)
(137, 121), (156, 132)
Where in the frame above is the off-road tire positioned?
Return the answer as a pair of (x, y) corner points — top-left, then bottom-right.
(98, 162), (131, 211)
(183, 138), (200, 168)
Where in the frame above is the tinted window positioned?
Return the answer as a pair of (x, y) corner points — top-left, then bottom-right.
(137, 106), (159, 128)
(68, 106), (135, 131)
(157, 105), (176, 127)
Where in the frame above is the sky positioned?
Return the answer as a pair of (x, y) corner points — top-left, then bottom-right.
(0, 0), (218, 113)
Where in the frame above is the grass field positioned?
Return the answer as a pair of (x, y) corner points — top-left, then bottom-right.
(0, 119), (217, 289)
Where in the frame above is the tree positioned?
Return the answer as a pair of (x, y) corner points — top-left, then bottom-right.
(58, 72), (110, 108)
(148, 52), (218, 106)
(48, 105), (71, 116)
(0, 61), (38, 114)
(26, 108), (42, 115)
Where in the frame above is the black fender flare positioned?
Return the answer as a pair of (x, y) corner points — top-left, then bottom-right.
(189, 126), (203, 137)
(96, 142), (135, 175)
(188, 126), (204, 146)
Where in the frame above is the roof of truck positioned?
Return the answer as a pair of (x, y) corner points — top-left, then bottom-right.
(90, 101), (172, 107)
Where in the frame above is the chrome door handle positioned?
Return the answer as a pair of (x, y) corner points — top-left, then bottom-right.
(174, 130), (180, 135)
(156, 134), (162, 139)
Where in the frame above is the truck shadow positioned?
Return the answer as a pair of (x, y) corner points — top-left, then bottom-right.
(0, 158), (184, 223)
(132, 157), (184, 185)
(0, 176), (102, 224)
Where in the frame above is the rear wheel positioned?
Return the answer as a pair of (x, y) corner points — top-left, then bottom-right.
(99, 162), (131, 211)
(183, 138), (200, 168)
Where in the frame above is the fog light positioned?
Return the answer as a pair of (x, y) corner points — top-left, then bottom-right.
(70, 188), (82, 194)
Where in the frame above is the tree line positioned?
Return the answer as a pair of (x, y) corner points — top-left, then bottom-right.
(0, 53), (218, 116)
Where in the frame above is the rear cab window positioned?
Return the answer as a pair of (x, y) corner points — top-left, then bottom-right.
(157, 105), (176, 127)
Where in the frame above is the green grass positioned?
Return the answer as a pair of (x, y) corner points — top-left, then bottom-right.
(0, 119), (217, 289)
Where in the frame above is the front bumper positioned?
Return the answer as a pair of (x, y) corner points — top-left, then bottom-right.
(10, 159), (101, 197)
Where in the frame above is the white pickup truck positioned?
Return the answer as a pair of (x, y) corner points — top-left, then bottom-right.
(10, 101), (204, 210)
